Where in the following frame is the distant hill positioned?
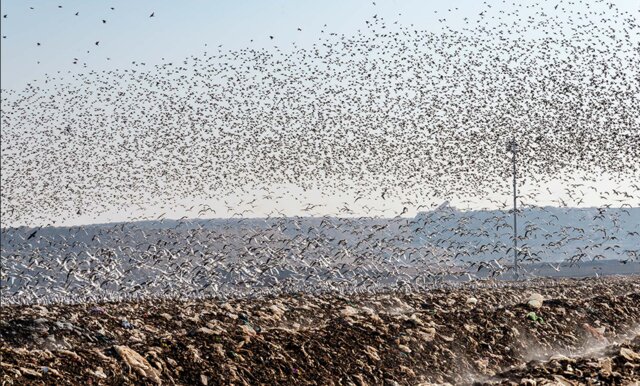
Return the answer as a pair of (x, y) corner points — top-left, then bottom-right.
(2, 206), (638, 264)
(413, 205), (640, 262)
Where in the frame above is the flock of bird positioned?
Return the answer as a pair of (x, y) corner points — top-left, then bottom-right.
(1, 0), (639, 305)
(2, 204), (639, 305)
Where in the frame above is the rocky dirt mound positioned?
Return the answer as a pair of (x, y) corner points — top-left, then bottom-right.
(1, 276), (639, 385)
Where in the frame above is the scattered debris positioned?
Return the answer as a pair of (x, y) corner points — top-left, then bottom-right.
(527, 293), (544, 309)
(113, 345), (162, 384)
(526, 312), (545, 324)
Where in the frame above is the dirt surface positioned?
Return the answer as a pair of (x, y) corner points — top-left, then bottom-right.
(1, 276), (639, 385)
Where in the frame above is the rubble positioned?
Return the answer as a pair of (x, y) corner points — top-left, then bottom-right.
(0, 276), (638, 385)
(113, 345), (162, 384)
(527, 293), (544, 309)
(476, 335), (640, 385)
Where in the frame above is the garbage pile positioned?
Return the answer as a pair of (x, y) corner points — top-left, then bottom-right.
(478, 335), (640, 385)
(1, 276), (639, 385)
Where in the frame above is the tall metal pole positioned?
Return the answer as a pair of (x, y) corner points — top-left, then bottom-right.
(511, 140), (519, 280)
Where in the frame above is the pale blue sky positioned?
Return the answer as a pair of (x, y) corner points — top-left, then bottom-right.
(3, 0), (637, 91)
(1, 0), (435, 89)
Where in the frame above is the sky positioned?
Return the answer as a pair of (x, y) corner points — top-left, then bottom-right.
(1, 0), (639, 226)
(1, 0), (453, 89)
(4, 0), (637, 91)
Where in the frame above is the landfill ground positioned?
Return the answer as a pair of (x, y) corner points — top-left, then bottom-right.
(1, 276), (639, 385)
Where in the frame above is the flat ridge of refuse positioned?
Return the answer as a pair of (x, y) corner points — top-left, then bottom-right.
(1, 276), (639, 385)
